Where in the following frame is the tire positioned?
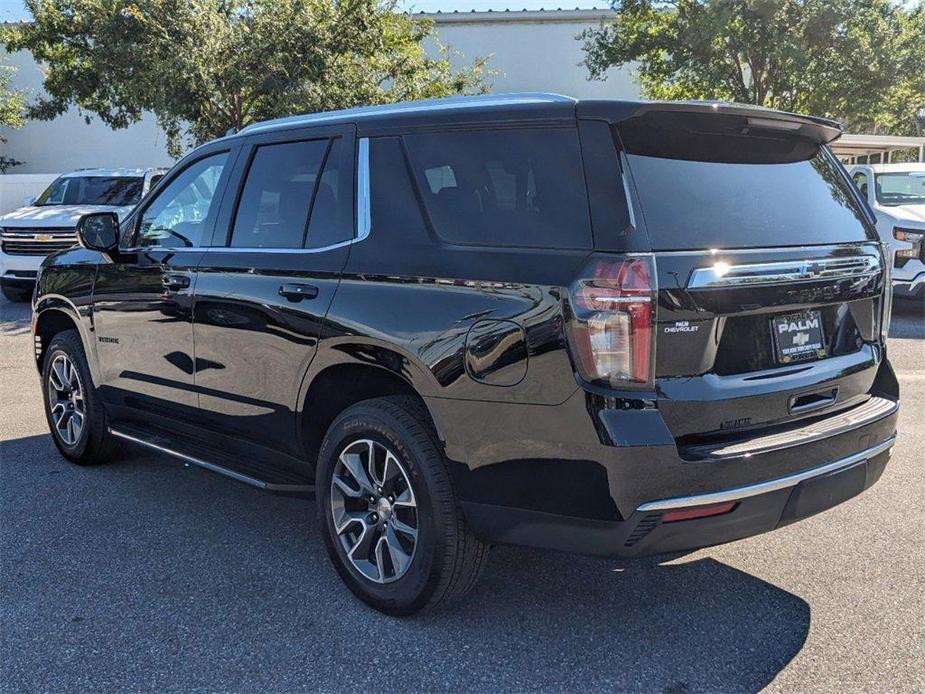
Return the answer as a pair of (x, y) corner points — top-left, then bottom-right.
(2, 285), (31, 303)
(41, 330), (117, 465)
(316, 396), (489, 615)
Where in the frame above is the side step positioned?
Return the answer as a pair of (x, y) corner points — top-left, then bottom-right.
(110, 425), (315, 494)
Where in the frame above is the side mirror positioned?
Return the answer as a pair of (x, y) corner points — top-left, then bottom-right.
(77, 212), (120, 253)
(23, 195), (36, 207)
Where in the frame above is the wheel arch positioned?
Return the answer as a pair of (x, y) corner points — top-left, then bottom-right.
(33, 298), (99, 384)
(298, 359), (445, 466)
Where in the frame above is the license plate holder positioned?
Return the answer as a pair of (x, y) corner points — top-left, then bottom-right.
(771, 310), (826, 364)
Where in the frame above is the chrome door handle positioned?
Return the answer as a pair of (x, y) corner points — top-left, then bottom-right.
(279, 283), (319, 301)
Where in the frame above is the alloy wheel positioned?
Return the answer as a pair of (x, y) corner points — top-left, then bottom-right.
(329, 439), (419, 584)
(47, 354), (85, 446)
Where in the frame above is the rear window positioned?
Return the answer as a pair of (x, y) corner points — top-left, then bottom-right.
(618, 116), (874, 250)
(403, 128), (592, 249)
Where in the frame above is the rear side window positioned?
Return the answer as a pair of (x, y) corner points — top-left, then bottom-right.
(617, 115), (873, 250)
(230, 139), (328, 248)
(403, 128), (592, 249)
(370, 137), (430, 240)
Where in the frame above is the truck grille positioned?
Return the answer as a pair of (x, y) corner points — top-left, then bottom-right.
(1, 228), (78, 256)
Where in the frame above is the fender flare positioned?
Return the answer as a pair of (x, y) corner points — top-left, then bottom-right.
(293, 338), (446, 451)
(33, 295), (100, 386)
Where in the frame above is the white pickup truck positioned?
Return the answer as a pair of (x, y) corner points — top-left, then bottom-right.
(0, 168), (165, 302)
(848, 162), (925, 302)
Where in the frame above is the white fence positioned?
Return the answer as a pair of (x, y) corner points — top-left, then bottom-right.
(0, 174), (59, 216)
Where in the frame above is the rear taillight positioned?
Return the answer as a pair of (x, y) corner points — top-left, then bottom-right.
(565, 255), (657, 389)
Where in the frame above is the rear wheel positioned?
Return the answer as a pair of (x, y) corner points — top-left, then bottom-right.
(41, 330), (116, 465)
(316, 396), (488, 615)
(2, 285), (31, 303)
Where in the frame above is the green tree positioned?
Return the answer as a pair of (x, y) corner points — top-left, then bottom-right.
(6, 0), (490, 157)
(582, 0), (925, 134)
(0, 63), (25, 172)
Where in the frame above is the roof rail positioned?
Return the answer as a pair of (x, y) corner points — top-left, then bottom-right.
(238, 92), (576, 136)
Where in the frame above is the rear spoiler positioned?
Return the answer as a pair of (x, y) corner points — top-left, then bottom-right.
(577, 100), (843, 146)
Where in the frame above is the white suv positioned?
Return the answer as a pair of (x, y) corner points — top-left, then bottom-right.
(0, 168), (165, 302)
(849, 162), (925, 301)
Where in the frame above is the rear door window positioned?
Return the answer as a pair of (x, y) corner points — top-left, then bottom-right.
(403, 128), (592, 249)
(230, 139), (329, 249)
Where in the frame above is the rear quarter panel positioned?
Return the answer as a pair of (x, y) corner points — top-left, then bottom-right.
(320, 244), (589, 405)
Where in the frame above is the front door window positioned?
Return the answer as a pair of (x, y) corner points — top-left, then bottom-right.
(136, 153), (229, 248)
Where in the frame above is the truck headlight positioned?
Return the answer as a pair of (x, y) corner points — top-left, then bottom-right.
(893, 227), (924, 262)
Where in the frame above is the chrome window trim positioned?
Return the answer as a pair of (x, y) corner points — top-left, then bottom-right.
(636, 436), (895, 512)
(357, 137), (371, 243)
(688, 254), (881, 289)
(618, 151), (637, 230)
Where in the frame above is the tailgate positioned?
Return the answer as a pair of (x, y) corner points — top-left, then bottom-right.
(653, 242), (885, 438)
(611, 107), (888, 440)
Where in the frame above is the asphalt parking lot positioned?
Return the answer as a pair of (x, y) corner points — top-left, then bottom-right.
(1, 294), (923, 693)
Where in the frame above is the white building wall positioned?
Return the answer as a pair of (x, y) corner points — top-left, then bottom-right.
(1, 49), (175, 174)
(0, 173), (56, 214)
(427, 10), (637, 100)
(0, 9), (636, 176)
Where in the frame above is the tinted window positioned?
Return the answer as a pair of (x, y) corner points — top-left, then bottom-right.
(403, 129), (592, 249)
(305, 138), (353, 249)
(370, 137), (430, 240)
(624, 151), (872, 250)
(137, 153), (228, 248)
(36, 176), (144, 207)
(230, 139), (328, 249)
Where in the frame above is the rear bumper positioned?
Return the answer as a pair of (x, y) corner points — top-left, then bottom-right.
(429, 355), (899, 558)
(462, 437), (894, 558)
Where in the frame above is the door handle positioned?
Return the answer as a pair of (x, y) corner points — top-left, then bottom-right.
(279, 283), (319, 301)
(163, 273), (191, 290)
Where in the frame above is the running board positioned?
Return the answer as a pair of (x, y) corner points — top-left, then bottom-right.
(109, 427), (315, 494)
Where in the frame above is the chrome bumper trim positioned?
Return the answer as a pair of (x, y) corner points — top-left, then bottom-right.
(637, 436), (895, 512)
(682, 396), (898, 461)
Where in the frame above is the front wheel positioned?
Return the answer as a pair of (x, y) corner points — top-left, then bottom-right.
(41, 330), (116, 465)
(316, 396), (489, 615)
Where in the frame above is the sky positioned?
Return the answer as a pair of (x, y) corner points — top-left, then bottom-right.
(0, 0), (613, 23)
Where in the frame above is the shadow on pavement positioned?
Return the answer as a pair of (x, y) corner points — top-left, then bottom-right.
(1, 433), (810, 693)
(0, 295), (32, 335)
(889, 298), (924, 339)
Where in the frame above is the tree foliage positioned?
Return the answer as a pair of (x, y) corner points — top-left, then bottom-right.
(7, 0), (490, 157)
(0, 63), (26, 172)
(582, 0), (925, 134)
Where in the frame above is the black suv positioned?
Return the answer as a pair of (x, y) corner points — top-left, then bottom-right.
(32, 94), (899, 615)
